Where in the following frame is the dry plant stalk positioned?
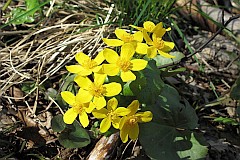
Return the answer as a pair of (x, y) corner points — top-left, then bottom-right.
(176, 0), (240, 36)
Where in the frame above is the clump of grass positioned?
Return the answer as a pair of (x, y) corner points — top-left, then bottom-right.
(113, 0), (176, 26)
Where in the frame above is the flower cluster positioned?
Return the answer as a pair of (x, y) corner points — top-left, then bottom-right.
(61, 21), (174, 143)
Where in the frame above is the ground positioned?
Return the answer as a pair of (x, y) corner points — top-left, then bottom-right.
(0, 0), (240, 159)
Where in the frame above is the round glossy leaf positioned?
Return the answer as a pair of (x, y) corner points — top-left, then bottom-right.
(51, 114), (66, 132)
(59, 120), (90, 148)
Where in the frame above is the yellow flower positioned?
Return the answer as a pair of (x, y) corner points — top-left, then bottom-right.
(147, 33), (175, 58)
(102, 43), (148, 82)
(61, 91), (95, 128)
(119, 100), (153, 143)
(130, 21), (171, 43)
(92, 97), (130, 133)
(102, 28), (143, 46)
(66, 51), (105, 76)
(102, 28), (148, 55)
(74, 73), (122, 110)
(130, 21), (171, 33)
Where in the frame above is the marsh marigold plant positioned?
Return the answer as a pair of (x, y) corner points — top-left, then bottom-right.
(60, 20), (177, 144)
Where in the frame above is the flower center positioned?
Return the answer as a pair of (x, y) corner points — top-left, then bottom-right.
(116, 59), (132, 72)
(82, 59), (97, 70)
(108, 110), (117, 120)
(122, 34), (134, 43)
(73, 103), (84, 114)
(89, 83), (106, 98)
(128, 116), (138, 126)
(153, 37), (164, 50)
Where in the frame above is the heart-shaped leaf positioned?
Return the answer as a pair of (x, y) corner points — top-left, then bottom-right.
(58, 120), (90, 148)
(51, 114), (66, 132)
(139, 84), (207, 159)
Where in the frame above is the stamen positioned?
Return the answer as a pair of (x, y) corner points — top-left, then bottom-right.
(117, 59), (132, 72)
(82, 59), (97, 69)
(89, 83), (106, 97)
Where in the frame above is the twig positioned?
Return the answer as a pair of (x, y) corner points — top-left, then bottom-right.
(159, 14), (240, 69)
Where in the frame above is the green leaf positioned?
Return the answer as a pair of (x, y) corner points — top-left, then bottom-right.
(177, 132), (209, 160)
(162, 67), (186, 77)
(9, 0), (43, 25)
(11, 8), (35, 24)
(213, 116), (238, 125)
(21, 81), (35, 93)
(137, 59), (164, 104)
(139, 84), (205, 159)
(153, 51), (184, 67)
(51, 115), (66, 132)
(45, 88), (58, 100)
(58, 120), (90, 148)
(230, 76), (240, 100)
(26, 0), (40, 16)
(155, 84), (198, 129)
(139, 124), (208, 160)
(122, 73), (146, 96)
(61, 74), (77, 92)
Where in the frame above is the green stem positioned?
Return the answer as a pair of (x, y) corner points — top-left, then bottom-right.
(2, 0), (12, 11)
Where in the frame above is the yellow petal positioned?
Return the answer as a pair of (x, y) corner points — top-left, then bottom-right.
(129, 24), (143, 31)
(77, 88), (93, 103)
(127, 100), (139, 115)
(166, 27), (171, 31)
(102, 64), (120, 76)
(86, 102), (95, 113)
(66, 65), (83, 73)
(107, 97), (118, 111)
(104, 82), (122, 97)
(143, 21), (155, 32)
(131, 59), (148, 71)
(103, 48), (119, 64)
(119, 116), (127, 129)
(79, 111), (89, 128)
(94, 50), (105, 65)
(84, 102), (96, 113)
(120, 123), (130, 143)
(61, 91), (75, 106)
(63, 108), (78, 124)
(75, 52), (90, 65)
(66, 65), (92, 76)
(162, 41), (175, 52)
(135, 43), (148, 55)
(143, 30), (153, 45)
(136, 111), (153, 122)
(157, 50), (175, 58)
(114, 107), (131, 116)
(152, 22), (166, 38)
(92, 66), (102, 73)
(102, 38), (124, 46)
(128, 123), (139, 141)
(147, 46), (158, 58)
(112, 117), (121, 129)
(120, 43), (135, 60)
(94, 73), (107, 85)
(121, 71), (136, 82)
(92, 108), (108, 118)
(93, 96), (106, 110)
(74, 75), (92, 89)
(115, 28), (128, 40)
(100, 117), (111, 133)
(133, 31), (143, 42)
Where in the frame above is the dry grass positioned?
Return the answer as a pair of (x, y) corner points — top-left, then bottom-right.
(0, 1), (116, 108)
(0, 1), (119, 158)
